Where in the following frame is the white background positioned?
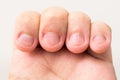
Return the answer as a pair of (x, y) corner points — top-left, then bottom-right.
(0, 0), (120, 80)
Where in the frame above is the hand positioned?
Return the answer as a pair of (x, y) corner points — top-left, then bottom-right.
(9, 7), (116, 80)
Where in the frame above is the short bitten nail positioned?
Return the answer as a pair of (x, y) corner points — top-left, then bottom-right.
(93, 35), (106, 44)
(69, 33), (84, 46)
(43, 32), (60, 46)
(17, 34), (34, 47)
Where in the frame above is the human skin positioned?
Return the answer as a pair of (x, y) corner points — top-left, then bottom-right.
(9, 7), (116, 80)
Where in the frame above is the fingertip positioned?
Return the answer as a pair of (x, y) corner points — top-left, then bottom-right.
(14, 11), (40, 52)
(66, 12), (91, 54)
(90, 22), (111, 54)
(39, 7), (68, 52)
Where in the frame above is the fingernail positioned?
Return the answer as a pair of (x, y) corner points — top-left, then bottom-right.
(93, 35), (106, 44)
(18, 34), (34, 47)
(43, 32), (60, 46)
(69, 33), (84, 45)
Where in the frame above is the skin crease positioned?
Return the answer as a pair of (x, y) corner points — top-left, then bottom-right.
(9, 7), (116, 80)
(10, 49), (116, 80)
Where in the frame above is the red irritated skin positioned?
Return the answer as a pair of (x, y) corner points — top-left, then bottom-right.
(10, 7), (116, 80)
